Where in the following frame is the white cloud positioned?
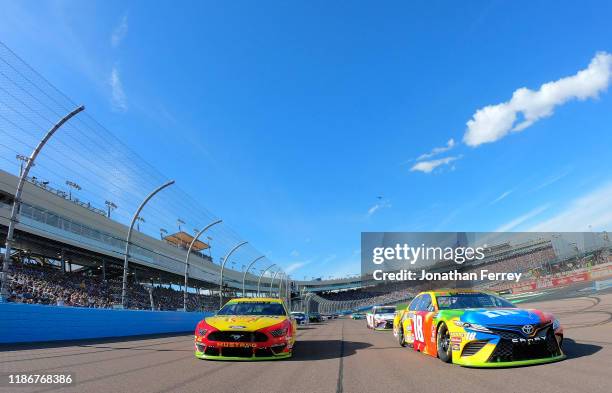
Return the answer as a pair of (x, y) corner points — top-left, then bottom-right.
(111, 14), (129, 47)
(284, 261), (309, 274)
(528, 183), (612, 231)
(490, 190), (513, 205)
(410, 156), (461, 174)
(290, 250), (300, 257)
(322, 254), (337, 264)
(464, 52), (612, 147)
(109, 66), (127, 111)
(416, 138), (456, 161)
(367, 199), (391, 216)
(532, 169), (571, 192)
(495, 205), (549, 232)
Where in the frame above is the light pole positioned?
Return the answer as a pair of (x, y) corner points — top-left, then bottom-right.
(242, 255), (265, 297)
(159, 228), (168, 240)
(122, 180), (175, 308)
(183, 219), (222, 311)
(16, 154), (31, 177)
(65, 180), (81, 200)
(105, 200), (117, 218)
(218, 241), (248, 308)
(206, 236), (213, 257)
(286, 274), (291, 310)
(257, 264), (276, 297)
(1, 105), (84, 300)
(270, 269), (282, 298)
(135, 216), (145, 231)
(177, 218), (185, 233)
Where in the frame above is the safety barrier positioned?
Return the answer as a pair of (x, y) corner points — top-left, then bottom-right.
(509, 263), (612, 294)
(594, 278), (612, 291)
(0, 303), (213, 344)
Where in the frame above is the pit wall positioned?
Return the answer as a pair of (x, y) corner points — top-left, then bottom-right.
(0, 303), (213, 344)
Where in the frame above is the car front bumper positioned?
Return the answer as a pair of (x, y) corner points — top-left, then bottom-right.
(457, 354), (566, 368)
(194, 335), (293, 361)
(373, 320), (394, 330)
(195, 349), (292, 361)
(451, 330), (565, 367)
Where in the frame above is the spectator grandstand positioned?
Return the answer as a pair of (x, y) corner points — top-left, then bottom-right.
(5, 258), (229, 311)
(313, 241), (610, 311)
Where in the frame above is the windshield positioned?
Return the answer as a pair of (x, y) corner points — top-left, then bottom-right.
(436, 293), (516, 310)
(376, 307), (396, 314)
(217, 302), (286, 316)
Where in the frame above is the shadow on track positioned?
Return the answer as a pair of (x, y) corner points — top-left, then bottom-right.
(0, 332), (190, 352)
(291, 340), (371, 361)
(563, 338), (602, 360)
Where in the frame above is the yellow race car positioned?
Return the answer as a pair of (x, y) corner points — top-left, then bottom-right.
(194, 298), (297, 360)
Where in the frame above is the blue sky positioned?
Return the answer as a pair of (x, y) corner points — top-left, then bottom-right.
(1, 1), (611, 279)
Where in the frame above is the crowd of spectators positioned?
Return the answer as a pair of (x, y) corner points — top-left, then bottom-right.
(151, 286), (228, 311)
(8, 261), (115, 308)
(6, 259), (225, 311)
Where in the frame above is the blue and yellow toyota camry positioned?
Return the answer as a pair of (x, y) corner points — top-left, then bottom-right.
(194, 298), (297, 360)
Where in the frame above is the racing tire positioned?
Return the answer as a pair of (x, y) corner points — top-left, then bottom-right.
(398, 326), (407, 347)
(436, 322), (452, 363)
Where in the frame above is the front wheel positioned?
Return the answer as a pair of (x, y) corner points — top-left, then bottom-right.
(437, 322), (452, 363)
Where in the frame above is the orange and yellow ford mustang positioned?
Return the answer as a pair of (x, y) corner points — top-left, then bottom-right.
(194, 298), (297, 360)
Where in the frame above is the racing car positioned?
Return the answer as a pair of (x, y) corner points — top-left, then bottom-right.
(290, 311), (307, 325)
(366, 305), (396, 330)
(308, 312), (323, 322)
(394, 289), (565, 367)
(194, 297), (297, 360)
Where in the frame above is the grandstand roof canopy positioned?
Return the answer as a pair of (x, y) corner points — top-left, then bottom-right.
(163, 231), (209, 251)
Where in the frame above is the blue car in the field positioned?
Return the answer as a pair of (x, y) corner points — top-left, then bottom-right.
(291, 311), (307, 325)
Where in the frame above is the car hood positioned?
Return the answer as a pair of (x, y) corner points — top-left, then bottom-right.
(459, 308), (548, 326)
(205, 315), (287, 331)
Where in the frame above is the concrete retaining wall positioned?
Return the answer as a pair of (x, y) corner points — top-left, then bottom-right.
(0, 303), (212, 344)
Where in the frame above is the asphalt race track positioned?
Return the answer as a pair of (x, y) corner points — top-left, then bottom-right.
(1, 291), (610, 393)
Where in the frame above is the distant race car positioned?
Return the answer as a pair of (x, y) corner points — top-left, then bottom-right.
(351, 312), (366, 320)
(194, 298), (297, 360)
(366, 305), (396, 330)
(291, 311), (307, 325)
(394, 289), (565, 367)
(308, 312), (323, 322)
